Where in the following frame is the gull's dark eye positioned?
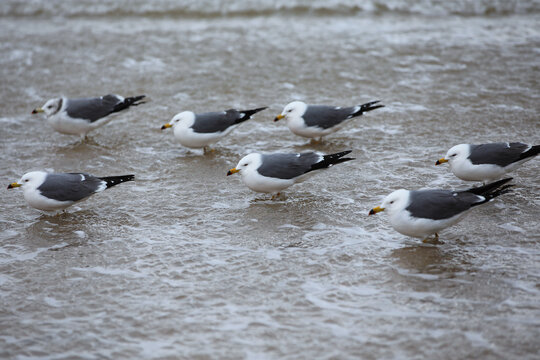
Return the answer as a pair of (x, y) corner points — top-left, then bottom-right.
(389, 201), (394, 204)
(451, 154), (457, 157)
(243, 163), (248, 166)
(288, 109), (293, 112)
(25, 179), (29, 182)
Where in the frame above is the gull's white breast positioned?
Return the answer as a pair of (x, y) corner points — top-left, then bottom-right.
(240, 168), (295, 193)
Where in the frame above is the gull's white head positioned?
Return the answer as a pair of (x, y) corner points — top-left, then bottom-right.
(227, 153), (262, 176)
(32, 98), (63, 117)
(274, 101), (308, 122)
(161, 111), (195, 130)
(7, 171), (47, 191)
(369, 189), (410, 216)
(437, 144), (469, 167)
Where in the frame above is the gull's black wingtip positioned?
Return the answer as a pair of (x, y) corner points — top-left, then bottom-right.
(469, 177), (515, 207)
(124, 95), (146, 107)
(244, 106), (268, 115)
(99, 174), (135, 189)
(351, 101), (384, 117)
(366, 100), (382, 106)
(311, 150), (355, 171)
(113, 95), (146, 113)
(465, 177), (514, 197)
(236, 106), (268, 124)
(520, 144), (540, 160)
(485, 177), (513, 189)
(331, 150), (353, 157)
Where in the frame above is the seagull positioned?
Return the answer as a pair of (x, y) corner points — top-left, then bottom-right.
(161, 107), (267, 152)
(368, 178), (513, 242)
(436, 142), (539, 182)
(227, 150), (354, 196)
(274, 100), (384, 140)
(8, 171), (134, 212)
(32, 94), (146, 139)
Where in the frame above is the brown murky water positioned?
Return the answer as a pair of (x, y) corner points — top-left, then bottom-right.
(1, 1), (539, 358)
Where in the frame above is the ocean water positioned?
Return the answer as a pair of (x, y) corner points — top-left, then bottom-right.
(1, 0), (539, 358)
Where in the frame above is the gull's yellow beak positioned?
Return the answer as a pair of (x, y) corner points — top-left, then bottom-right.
(161, 123), (172, 130)
(435, 158), (448, 165)
(31, 107), (44, 114)
(368, 206), (384, 215)
(7, 182), (21, 189)
(274, 114), (285, 122)
(227, 168), (239, 176)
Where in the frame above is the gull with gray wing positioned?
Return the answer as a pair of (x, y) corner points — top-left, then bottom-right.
(274, 100), (384, 139)
(8, 171), (134, 212)
(436, 142), (539, 182)
(32, 94), (145, 139)
(161, 107), (267, 152)
(369, 178), (513, 242)
(227, 150), (354, 195)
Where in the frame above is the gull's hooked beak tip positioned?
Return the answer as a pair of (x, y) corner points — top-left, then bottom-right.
(161, 123), (172, 130)
(274, 114), (284, 122)
(435, 158), (448, 165)
(7, 182), (21, 189)
(227, 168), (239, 176)
(369, 206), (384, 215)
(32, 107), (43, 114)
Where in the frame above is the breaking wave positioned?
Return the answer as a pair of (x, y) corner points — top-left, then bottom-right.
(1, 0), (539, 18)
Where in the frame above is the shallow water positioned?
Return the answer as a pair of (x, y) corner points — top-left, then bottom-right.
(1, 1), (539, 359)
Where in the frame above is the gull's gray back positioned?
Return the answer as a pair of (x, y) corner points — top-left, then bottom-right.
(257, 153), (321, 179)
(191, 110), (241, 133)
(37, 173), (103, 202)
(469, 142), (529, 167)
(406, 190), (482, 220)
(303, 105), (357, 129)
(66, 95), (121, 122)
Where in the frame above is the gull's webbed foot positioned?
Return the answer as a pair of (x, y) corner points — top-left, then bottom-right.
(422, 233), (444, 245)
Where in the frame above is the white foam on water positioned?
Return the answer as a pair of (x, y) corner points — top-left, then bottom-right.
(1, 6), (539, 360)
